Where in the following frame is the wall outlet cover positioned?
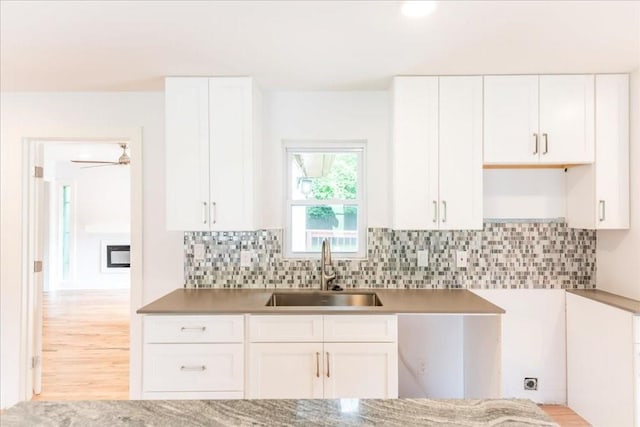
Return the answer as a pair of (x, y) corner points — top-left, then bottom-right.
(417, 250), (429, 267)
(524, 377), (538, 391)
(193, 243), (206, 261)
(240, 250), (252, 267)
(455, 250), (468, 269)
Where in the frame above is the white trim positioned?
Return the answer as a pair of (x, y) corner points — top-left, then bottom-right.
(282, 140), (367, 260)
(20, 129), (144, 402)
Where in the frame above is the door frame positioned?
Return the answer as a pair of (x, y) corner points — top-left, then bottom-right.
(20, 129), (144, 401)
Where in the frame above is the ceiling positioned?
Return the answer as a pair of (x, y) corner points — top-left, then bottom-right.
(1, 1), (639, 91)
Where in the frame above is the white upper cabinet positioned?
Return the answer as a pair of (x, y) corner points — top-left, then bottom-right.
(484, 74), (594, 165)
(566, 74), (629, 229)
(438, 76), (483, 230)
(165, 77), (210, 231)
(483, 76), (539, 164)
(539, 75), (594, 164)
(165, 76), (261, 231)
(392, 76), (483, 230)
(391, 77), (439, 230)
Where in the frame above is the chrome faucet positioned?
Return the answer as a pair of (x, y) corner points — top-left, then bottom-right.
(320, 239), (336, 291)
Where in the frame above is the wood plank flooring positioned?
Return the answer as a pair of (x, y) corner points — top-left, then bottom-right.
(540, 405), (591, 426)
(32, 289), (130, 401)
(30, 290), (590, 426)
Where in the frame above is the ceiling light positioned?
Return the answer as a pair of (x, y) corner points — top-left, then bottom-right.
(401, 1), (437, 18)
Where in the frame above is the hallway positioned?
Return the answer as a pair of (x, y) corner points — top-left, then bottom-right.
(32, 289), (129, 401)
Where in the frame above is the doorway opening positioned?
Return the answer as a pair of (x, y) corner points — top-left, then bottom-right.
(28, 140), (135, 401)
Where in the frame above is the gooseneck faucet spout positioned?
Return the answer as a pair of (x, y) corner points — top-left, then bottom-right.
(320, 239), (336, 291)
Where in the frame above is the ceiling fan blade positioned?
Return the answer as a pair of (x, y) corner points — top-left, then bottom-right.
(80, 164), (120, 169)
(71, 160), (119, 164)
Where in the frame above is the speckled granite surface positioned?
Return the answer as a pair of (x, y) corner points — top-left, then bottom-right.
(1, 398), (558, 426)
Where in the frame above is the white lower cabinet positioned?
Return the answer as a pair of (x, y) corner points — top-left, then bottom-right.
(249, 342), (324, 399)
(142, 315), (245, 399)
(323, 342), (398, 399)
(248, 315), (399, 399)
(566, 294), (637, 427)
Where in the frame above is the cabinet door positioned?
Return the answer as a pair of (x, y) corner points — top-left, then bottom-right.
(539, 75), (594, 164)
(165, 77), (210, 231)
(248, 343), (323, 399)
(323, 342), (398, 399)
(595, 74), (629, 229)
(484, 75), (539, 164)
(391, 77), (439, 229)
(209, 77), (253, 231)
(438, 76), (483, 230)
(566, 294), (635, 427)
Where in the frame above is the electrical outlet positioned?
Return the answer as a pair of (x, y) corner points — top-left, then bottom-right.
(417, 250), (429, 267)
(455, 250), (468, 269)
(417, 358), (426, 377)
(193, 243), (205, 261)
(524, 377), (538, 390)
(240, 250), (252, 267)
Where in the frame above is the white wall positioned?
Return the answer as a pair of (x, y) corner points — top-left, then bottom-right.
(398, 315), (464, 398)
(483, 169), (566, 219)
(472, 289), (567, 404)
(262, 91), (391, 228)
(0, 92), (184, 409)
(597, 68), (640, 300)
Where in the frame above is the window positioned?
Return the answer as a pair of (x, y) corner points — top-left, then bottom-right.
(61, 184), (72, 280)
(285, 142), (366, 259)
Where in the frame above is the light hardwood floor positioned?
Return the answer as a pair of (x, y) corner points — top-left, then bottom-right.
(30, 290), (590, 426)
(32, 289), (129, 401)
(540, 405), (590, 426)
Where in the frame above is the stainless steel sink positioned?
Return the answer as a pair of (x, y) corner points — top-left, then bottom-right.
(265, 291), (383, 307)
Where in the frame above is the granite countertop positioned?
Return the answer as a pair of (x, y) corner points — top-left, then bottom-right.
(137, 288), (505, 315)
(1, 398), (557, 427)
(567, 289), (640, 314)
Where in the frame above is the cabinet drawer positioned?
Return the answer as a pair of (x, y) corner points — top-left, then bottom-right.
(323, 315), (397, 342)
(144, 315), (244, 343)
(143, 343), (243, 392)
(249, 315), (323, 342)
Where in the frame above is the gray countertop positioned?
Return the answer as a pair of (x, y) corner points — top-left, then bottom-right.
(567, 289), (640, 314)
(1, 398), (557, 426)
(137, 288), (505, 315)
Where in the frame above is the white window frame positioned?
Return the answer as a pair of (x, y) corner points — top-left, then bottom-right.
(283, 140), (367, 259)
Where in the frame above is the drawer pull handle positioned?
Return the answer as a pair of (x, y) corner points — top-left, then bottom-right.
(180, 326), (206, 332)
(180, 365), (206, 372)
(316, 352), (320, 378)
(542, 133), (549, 155)
(326, 352), (330, 378)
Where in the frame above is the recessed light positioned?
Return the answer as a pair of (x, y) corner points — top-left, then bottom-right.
(401, 1), (437, 18)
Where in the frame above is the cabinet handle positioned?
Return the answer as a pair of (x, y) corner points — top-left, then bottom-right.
(599, 200), (606, 222)
(202, 202), (208, 224)
(532, 133), (539, 155)
(180, 365), (206, 371)
(316, 352), (320, 378)
(326, 352), (330, 378)
(212, 202), (217, 224)
(542, 133), (549, 155)
(432, 200), (438, 223)
(441, 201), (447, 223)
(180, 326), (206, 332)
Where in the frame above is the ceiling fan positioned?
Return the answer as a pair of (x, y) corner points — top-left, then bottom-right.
(71, 143), (130, 168)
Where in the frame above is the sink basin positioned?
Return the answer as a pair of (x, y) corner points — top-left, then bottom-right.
(265, 291), (383, 307)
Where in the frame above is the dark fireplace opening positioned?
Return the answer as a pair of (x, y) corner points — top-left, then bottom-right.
(106, 245), (130, 268)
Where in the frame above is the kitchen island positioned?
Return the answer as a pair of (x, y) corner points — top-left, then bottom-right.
(1, 398), (556, 426)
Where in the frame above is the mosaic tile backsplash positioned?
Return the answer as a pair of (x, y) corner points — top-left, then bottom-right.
(184, 222), (596, 289)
